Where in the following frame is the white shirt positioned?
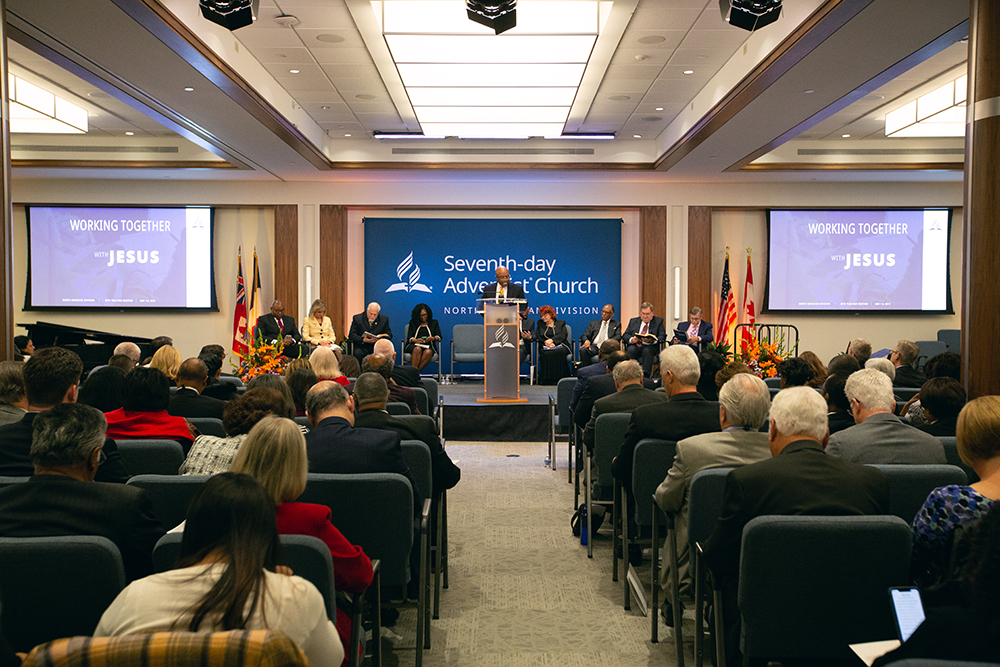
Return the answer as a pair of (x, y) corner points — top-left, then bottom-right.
(95, 563), (343, 667)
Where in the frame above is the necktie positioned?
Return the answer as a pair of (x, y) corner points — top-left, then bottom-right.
(499, 286), (505, 299)
(596, 320), (608, 345)
(640, 322), (648, 336)
(277, 317), (283, 333)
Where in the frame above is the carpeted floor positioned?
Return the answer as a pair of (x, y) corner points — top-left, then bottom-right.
(379, 441), (695, 667)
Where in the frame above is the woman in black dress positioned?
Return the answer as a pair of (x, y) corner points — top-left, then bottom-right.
(405, 303), (442, 372)
(535, 305), (570, 385)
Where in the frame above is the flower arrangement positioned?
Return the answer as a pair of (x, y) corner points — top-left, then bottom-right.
(737, 334), (786, 378)
(235, 340), (288, 382)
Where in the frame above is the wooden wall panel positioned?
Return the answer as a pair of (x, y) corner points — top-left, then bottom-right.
(640, 207), (667, 316)
(273, 205), (298, 322)
(687, 207), (712, 319)
(320, 205), (348, 343)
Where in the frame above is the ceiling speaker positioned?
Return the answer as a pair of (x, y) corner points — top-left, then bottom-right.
(719, 0), (781, 32)
(467, 1), (517, 35)
(199, 0), (260, 31)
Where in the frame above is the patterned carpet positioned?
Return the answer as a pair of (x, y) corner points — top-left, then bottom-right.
(379, 441), (694, 667)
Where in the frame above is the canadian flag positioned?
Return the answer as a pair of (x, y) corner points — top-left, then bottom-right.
(741, 250), (756, 349)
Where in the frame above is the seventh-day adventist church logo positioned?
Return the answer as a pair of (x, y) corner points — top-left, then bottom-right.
(385, 252), (432, 293)
(488, 325), (516, 349)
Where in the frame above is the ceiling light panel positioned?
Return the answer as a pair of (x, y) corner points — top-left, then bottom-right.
(376, 1), (603, 34)
(8, 73), (88, 134)
(396, 63), (586, 87)
(407, 87), (578, 106)
(385, 34), (597, 64)
(420, 122), (565, 138)
(415, 106), (570, 123)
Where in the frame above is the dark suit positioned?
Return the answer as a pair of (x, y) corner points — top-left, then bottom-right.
(894, 364), (926, 388)
(703, 440), (889, 665)
(202, 378), (238, 401)
(0, 413), (130, 484)
(168, 387), (226, 420)
(349, 313), (392, 362)
(570, 361), (608, 414)
(917, 417), (957, 437)
(535, 319), (571, 385)
(404, 320), (443, 356)
(578, 319), (622, 366)
(582, 383), (669, 452)
(574, 373), (659, 430)
(354, 409), (460, 495)
(482, 281), (528, 314)
(828, 410), (856, 435)
(519, 317), (535, 364)
(305, 416), (422, 515)
(391, 364), (421, 388)
(389, 383), (420, 415)
(0, 475), (164, 581)
(255, 314), (303, 358)
(623, 315), (667, 377)
(673, 320), (714, 352)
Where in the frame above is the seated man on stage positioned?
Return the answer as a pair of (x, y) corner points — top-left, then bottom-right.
(671, 306), (714, 352)
(579, 304), (621, 367)
(623, 301), (666, 377)
(482, 266), (528, 315)
(349, 302), (392, 363)
(255, 300), (304, 358)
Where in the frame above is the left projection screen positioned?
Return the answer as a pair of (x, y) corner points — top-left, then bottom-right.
(25, 205), (216, 310)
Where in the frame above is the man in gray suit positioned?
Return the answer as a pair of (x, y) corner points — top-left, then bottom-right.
(653, 373), (772, 617)
(827, 368), (945, 463)
(582, 359), (668, 452)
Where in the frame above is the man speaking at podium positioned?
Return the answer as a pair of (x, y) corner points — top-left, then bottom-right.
(482, 266), (528, 315)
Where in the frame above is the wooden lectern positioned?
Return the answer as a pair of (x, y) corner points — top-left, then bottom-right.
(477, 299), (527, 403)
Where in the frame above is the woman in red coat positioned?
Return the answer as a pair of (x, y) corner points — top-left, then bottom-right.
(232, 415), (373, 666)
(104, 367), (195, 452)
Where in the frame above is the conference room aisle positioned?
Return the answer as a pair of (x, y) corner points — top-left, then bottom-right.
(385, 441), (688, 667)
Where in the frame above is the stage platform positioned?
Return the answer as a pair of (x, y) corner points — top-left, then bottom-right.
(438, 378), (556, 442)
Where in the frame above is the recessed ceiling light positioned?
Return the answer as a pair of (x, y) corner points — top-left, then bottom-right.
(355, 94), (378, 100)
(655, 107), (664, 111)
(609, 95), (630, 102)
(697, 55), (707, 60)
(842, 134), (851, 138)
(804, 89), (815, 94)
(683, 70), (694, 75)
(637, 35), (666, 44)
(289, 69), (300, 74)
(633, 134), (641, 138)
(344, 133), (352, 137)
(316, 34), (345, 43)
(184, 87), (194, 91)
(125, 131), (134, 135)
(641, 116), (662, 122)
(320, 106), (330, 110)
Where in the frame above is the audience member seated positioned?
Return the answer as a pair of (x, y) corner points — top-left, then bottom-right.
(891, 339), (926, 387)
(624, 301), (666, 378)
(703, 387), (889, 667)
(915, 377), (966, 437)
(909, 395), (999, 588)
(113, 341), (142, 368)
(0, 403), (164, 581)
(901, 351), (962, 427)
(304, 381), (422, 516)
(284, 357), (312, 377)
(363, 354), (419, 415)
(198, 344), (226, 368)
(826, 368), (945, 464)
(149, 345), (182, 381)
(199, 352), (237, 401)
(654, 374), (772, 616)
(349, 302), (392, 364)
(246, 375), (300, 427)
(777, 356), (815, 389)
(373, 338), (420, 388)
(848, 338), (872, 367)
(826, 352), (861, 377)
(180, 388), (287, 476)
(255, 300), (305, 359)
(715, 361), (752, 391)
(799, 350), (828, 388)
(338, 355), (361, 380)
(876, 503), (1000, 665)
(12, 335), (33, 362)
(535, 304), (571, 385)
(519, 311), (535, 365)
(581, 359), (667, 453)
(78, 366), (126, 414)
(823, 372), (855, 435)
(231, 416), (372, 665)
(107, 353), (136, 374)
(865, 357), (897, 383)
(696, 350), (726, 401)
(0, 361), (27, 427)
(302, 299), (342, 359)
(104, 367), (195, 453)
(287, 368), (319, 418)
(310, 347), (349, 387)
(353, 372), (460, 495)
(404, 303), (442, 373)
(569, 339), (621, 417)
(0, 347), (128, 482)
(573, 351), (655, 431)
(94, 473), (344, 667)
(149, 336), (174, 358)
(168, 358), (227, 420)
(578, 304), (621, 367)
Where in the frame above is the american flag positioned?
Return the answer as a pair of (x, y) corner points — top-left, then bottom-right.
(741, 249), (756, 350)
(232, 250), (248, 358)
(716, 250), (737, 346)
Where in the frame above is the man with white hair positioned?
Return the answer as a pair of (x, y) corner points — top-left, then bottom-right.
(827, 368), (944, 463)
(890, 339), (926, 387)
(653, 374), (773, 616)
(581, 360), (667, 452)
(703, 387), (889, 666)
(348, 302), (392, 364)
(113, 341), (141, 366)
(373, 338), (420, 388)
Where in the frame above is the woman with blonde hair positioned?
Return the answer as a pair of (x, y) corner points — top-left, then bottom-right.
(232, 416), (373, 666)
(309, 346), (349, 387)
(302, 299), (342, 360)
(149, 345), (182, 380)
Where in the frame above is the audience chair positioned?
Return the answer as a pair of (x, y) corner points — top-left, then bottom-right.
(554, 377), (576, 474)
(738, 515), (912, 665)
(0, 476), (29, 489)
(294, 416), (311, 428)
(937, 328), (960, 354)
(412, 386), (429, 418)
(419, 377), (439, 421)
(401, 440), (438, 633)
(688, 468), (733, 667)
(188, 417), (227, 438)
(763, 376), (781, 389)
(449, 324), (484, 381)
(914, 340), (947, 369)
(115, 439), (185, 476)
(127, 474), (210, 530)
(871, 464), (968, 524)
(217, 375), (245, 388)
(591, 412), (632, 564)
(401, 324), (442, 382)
(0, 535), (125, 653)
(22, 630), (309, 667)
(938, 436), (979, 483)
(895, 387), (922, 402)
(386, 402), (411, 416)
(86, 364), (108, 379)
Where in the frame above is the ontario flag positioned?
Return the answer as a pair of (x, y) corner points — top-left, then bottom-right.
(247, 250), (262, 344)
(741, 249), (756, 350)
(716, 250), (738, 346)
(232, 250), (248, 358)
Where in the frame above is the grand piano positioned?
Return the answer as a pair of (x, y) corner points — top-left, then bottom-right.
(18, 322), (153, 371)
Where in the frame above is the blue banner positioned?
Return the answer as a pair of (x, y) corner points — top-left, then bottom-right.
(364, 217), (622, 373)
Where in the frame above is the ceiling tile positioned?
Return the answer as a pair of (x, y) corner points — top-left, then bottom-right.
(619, 30), (686, 51)
(668, 46), (734, 66)
(293, 29), (367, 48)
(247, 46), (315, 64)
(683, 29), (748, 50)
(603, 64), (665, 80)
(595, 79), (651, 94)
(263, 5), (354, 30)
(237, 27), (303, 48)
(311, 47), (375, 65)
(628, 7), (703, 30)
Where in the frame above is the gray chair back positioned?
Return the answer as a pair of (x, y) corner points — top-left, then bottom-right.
(396, 413), (439, 437)
(401, 439), (432, 503)
(914, 340), (947, 368)
(450, 324), (484, 378)
(419, 378), (439, 415)
(938, 436), (979, 483)
(763, 376), (781, 388)
(387, 402), (411, 416)
(116, 439), (185, 476)
(412, 387), (429, 417)
(127, 474), (210, 530)
(218, 375), (245, 387)
(188, 417), (227, 438)
(593, 412), (633, 493)
(0, 535), (125, 652)
(632, 439), (677, 527)
(555, 377), (576, 434)
(299, 473), (414, 586)
(738, 515), (912, 661)
(895, 387), (921, 402)
(687, 468), (733, 550)
(937, 328), (960, 354)
(871, 464), (968, 524)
